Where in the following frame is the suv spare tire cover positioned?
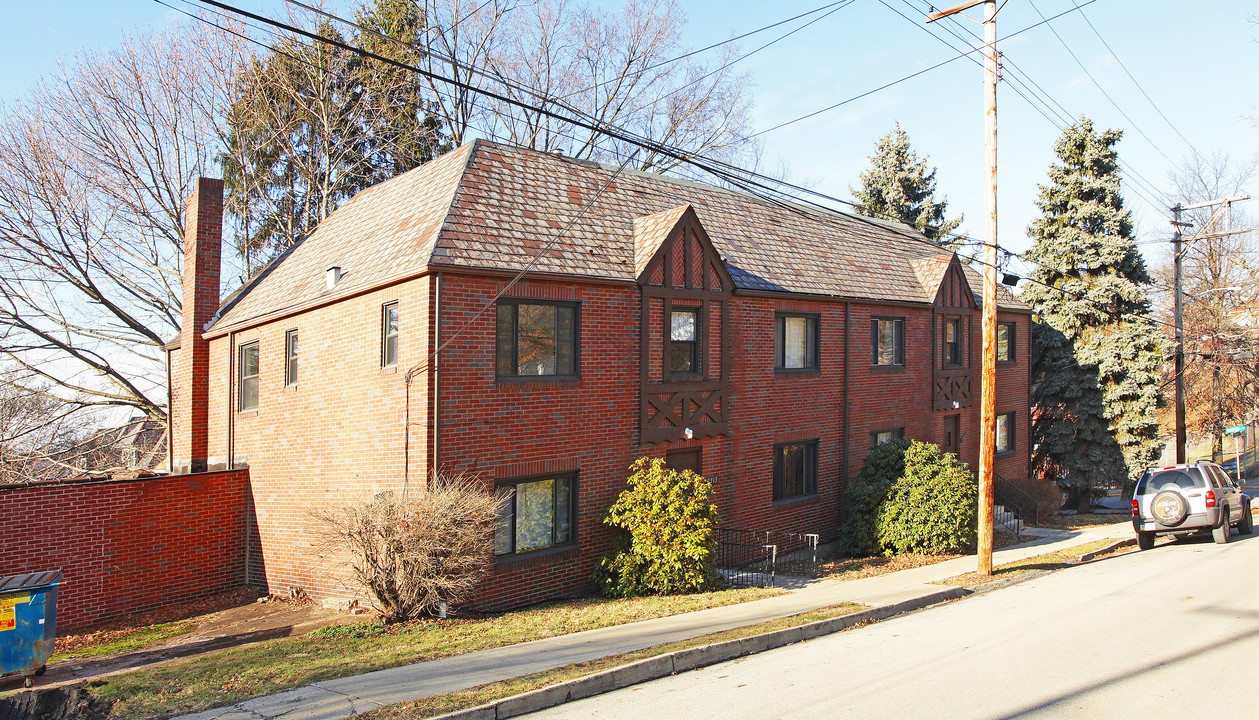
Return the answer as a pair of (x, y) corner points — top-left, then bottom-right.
(1152, 490), (1189, 526)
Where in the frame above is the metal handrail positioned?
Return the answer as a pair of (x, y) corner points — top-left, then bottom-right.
(994, 474), (1040, 526)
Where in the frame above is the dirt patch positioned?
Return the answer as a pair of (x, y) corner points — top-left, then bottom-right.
(0, 684), (112, 720)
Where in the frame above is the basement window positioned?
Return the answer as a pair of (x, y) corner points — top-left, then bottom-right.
(494, 473), (576, 556)
(773, 440), (817, 501)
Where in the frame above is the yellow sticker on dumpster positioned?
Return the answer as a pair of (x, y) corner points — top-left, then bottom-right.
(0, 594), (30, 632)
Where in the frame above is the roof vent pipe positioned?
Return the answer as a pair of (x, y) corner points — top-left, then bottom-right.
(326, 266), (342, 291)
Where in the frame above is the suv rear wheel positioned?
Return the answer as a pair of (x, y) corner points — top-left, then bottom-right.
(1136, 531), (1155, 550)
(1213, 511), (1231, 544)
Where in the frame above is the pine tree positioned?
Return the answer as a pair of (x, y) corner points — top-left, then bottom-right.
(1022, 117), (1164, 504)
(223, 2), (447, 271)
(850, 122), (963, 244)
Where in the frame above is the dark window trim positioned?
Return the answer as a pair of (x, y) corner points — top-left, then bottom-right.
(667, 304), (703, 379)
(238, 341), (259, 412)
(942, 316), (964, 368)
(494, 471), (578, 557)
(284, 329), (298, 386)
(996, 411), (1016, 455)
(381, 301), (399, 368)
(997, 321), (1016, 364)
(495, 299), (582, 380)
(870, 427), (905, 447)
(773, 439), (818, 501)
(774, 312), (820, 372)
(871, 317), (906, 367)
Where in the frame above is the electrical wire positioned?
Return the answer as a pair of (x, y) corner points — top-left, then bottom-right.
(176, 0), (1184, 343)
(747, 0), (1100, 140)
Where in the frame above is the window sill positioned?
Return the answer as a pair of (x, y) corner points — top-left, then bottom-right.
(997, 360), (1016, 366)
(496, 375), (581, 386)
(379, 364), (399, 376)
(772, 493), (819, 508)
(996, 449), (1016, 458)
(494, 543), (578, 568)
(237, 410), (259, 417)
(774, 367), (820, 376)
(870, 364), (906, 373)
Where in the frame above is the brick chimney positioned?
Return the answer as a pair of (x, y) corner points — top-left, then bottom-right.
(171, 177), (223, 474)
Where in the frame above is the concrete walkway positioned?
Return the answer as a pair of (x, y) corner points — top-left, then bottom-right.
(177, 523), (1134, 720)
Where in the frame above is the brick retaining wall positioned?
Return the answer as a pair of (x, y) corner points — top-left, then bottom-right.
(0, 470), (249, 631)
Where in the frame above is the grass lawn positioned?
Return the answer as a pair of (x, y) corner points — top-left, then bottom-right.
(354, 602), (864, 720)
(50, 621), (198, 664)
(934, 538), (1125, 588)
(1034, 512), (1131, 531)
(88, 587), (783, 719)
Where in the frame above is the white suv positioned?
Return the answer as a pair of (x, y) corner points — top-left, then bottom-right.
(1131, 462), (1253, 550)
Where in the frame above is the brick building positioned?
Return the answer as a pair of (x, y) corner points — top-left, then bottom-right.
(168, 140), (1031, 610)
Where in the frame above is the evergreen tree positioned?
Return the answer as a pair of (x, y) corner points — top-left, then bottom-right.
(1022, 117), (1164, 504)
(850, 122), (963, 244)
(223, 1), (447, 271)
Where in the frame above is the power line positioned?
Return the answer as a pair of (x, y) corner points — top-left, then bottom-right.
(1027, 0), (1179, 169)
(1074, 3), (1203, 164)
(180, 0), (1181, 342)
(748, 0), (1100, 140)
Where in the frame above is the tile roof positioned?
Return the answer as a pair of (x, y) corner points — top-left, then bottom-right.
(210, 140), (1027, 331)
(632, 205), (691, 278)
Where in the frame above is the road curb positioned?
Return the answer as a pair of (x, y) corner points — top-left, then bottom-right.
(1079, 537), (1135, 562)
(431, 587), (970, 720)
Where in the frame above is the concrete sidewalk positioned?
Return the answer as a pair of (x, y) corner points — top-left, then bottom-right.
(177, 522), (1134, 720)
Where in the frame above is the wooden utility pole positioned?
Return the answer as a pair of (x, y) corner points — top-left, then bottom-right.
(927, 0), (999, 575)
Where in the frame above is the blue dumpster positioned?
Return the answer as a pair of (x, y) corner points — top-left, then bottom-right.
(0, 570), (61, 688)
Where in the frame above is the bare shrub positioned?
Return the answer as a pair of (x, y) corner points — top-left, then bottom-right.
(312, 475), (500, 622)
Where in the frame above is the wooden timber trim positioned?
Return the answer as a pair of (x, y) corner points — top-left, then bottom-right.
(637, 211), (732, 444)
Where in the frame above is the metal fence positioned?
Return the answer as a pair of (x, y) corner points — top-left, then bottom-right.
(715, 528), (819, 588)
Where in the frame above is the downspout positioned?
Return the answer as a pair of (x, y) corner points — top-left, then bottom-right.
(432, 272), (442, 491)
(227, 330), (236, 470)
(842, 301), (851, 491)
(165, 348), (173, 474)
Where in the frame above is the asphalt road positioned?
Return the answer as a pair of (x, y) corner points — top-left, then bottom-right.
(530, 530), (1259, 720)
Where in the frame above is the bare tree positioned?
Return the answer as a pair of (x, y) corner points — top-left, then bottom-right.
(1154, 152), (1259, 458)
(417, 0), (757, 172)
(0, 26), (241, 430)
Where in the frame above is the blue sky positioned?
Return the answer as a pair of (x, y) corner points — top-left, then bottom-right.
(4, 0), (1257, 276)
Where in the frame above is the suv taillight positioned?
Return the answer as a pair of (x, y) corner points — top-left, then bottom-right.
(1205, 490), (1217, 508)
(1131, 499), (1139, 515)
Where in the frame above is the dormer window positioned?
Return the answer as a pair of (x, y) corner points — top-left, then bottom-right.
(943, 317), (963, 367)
(669, 307), (700, 375)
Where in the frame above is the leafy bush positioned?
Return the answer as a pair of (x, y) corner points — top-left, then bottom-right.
(594, 457), (720, 597)
(876, 441), (978, 555)
(841, 439), (910, 556)
(312, 474), (501, 622)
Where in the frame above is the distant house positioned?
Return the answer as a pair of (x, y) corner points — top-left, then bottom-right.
(1, 416), (167, 484)
(167, 141), (1031, 610)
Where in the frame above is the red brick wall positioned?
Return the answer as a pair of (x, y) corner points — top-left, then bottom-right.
(0, 471), (248, 631)
(204, 276), (432, 601)
(180, 269), (1032, 612)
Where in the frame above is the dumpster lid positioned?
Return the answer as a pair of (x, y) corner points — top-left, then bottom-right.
(0, 570), (63, 593)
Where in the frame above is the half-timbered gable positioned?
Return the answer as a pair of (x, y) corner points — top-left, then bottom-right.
(634, 205), (732, 443)
(915, 254), (979, 411)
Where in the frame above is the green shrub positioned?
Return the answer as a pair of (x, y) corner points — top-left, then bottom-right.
(876, 441), (978, 555)
(841, 439), (910, 556)
(594, 457), (720, 597)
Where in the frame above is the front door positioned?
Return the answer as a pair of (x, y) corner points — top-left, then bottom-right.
(666, 448), (703, 474)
